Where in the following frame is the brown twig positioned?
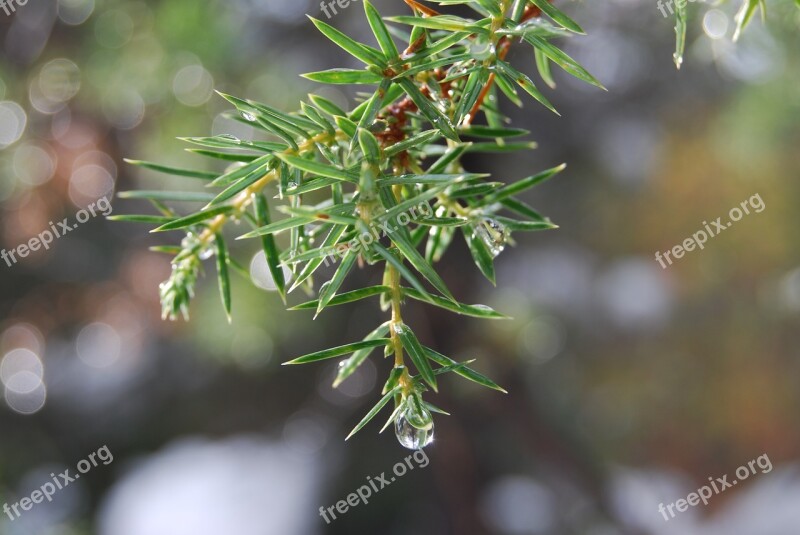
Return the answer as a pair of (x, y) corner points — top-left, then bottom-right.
(379, 2), (543, 161)
(403, 0), (440, 17)
(464, 4), (542, 125)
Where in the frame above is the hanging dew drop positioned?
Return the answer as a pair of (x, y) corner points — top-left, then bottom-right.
(395, 412), (434, 450)
(241, 111), (256, 122)
(395, 396), (434, 449)
(181, 232), (198, 250)
(474, 217), (508, 258)
(218, 134), (241, 144)
(181, 232), (214, 260)
(468, 40), (493, 61)
(198, 246), (214, 260)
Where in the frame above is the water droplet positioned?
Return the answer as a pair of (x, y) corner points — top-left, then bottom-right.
(241, 111), (256, 122)
(474, 218), (508, 258)
(181, 232), (214, 260)
(395, 393), (433, 450)
(218, 134), (241, 144)
(181, 232), (198, 248)
(395, 413), (434, 450)
(469, 41), (494, 61)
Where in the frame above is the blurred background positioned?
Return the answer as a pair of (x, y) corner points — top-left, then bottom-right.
(0, 0), (799, 534)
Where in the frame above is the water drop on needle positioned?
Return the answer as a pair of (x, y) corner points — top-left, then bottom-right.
(474, 217), (508, 258)
(394, 400), (434, 449)
(395, 412), (434, 449)
(219, 134), (241, 144)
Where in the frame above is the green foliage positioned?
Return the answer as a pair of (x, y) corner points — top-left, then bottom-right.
(117, 0), (772, 448)
(672, 0), (785, 68)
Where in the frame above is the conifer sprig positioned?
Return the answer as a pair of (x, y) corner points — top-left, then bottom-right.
(118, 0), (777, 448)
